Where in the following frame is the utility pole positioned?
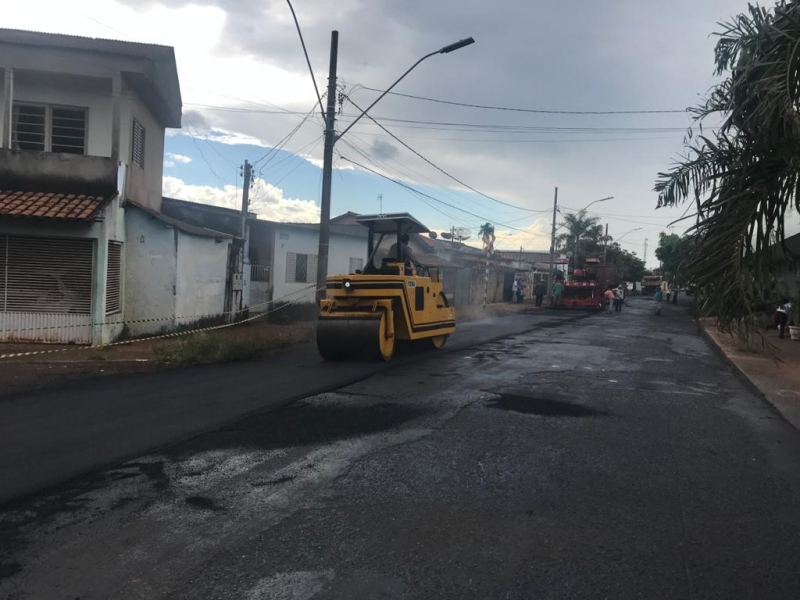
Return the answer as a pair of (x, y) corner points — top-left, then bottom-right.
(548, 187), (558, 305)
(237, 159), (252, 317)
(240, 160), (251, 239)
(643, 237), (649, 266)
(602, 222), (608, 266)
(377, 193), (383, 216)
(315, 30), (339, 300)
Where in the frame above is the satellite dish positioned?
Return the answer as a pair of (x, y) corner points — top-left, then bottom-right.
(429, 231), (438, 240)
(440, 232), (452, 240)
(455, 227), (472, 241)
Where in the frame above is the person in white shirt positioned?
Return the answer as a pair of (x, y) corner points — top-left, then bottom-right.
(773, 300), (792, 339)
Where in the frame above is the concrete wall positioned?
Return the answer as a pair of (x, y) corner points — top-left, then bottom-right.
(124, 207), (177, 336)
(120, 82), (165, 211)
(0, 149), (117, 194)
(175, 233), (230, 323)
(272, 225), (366, 303)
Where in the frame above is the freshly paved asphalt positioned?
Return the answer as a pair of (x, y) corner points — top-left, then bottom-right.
(2, 297), (800, 599)
(0, 309), (577, 503)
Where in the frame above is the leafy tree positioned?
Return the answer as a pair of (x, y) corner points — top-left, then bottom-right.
(558, 210), (604, 268)
(654, 1), (800, 337)
(654, 233), (694, 287)
(607, 245), (646, 283)
(479, 222), (495, 254)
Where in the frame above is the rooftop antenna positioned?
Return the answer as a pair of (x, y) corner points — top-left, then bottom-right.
(377, 193), (383, 217)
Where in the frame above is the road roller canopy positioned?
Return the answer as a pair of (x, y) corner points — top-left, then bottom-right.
(355, 213), (430, 235)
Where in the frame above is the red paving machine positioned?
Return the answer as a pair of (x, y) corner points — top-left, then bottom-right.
(558, 258), (622, 310)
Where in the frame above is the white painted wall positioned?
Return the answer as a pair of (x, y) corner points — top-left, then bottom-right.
(11, 71), (113, 157)
(124, 207), (177, 336)
(785, 206), (800, 240)
(175, 233), (230, 322)
(120, 84), (166, 211)
(272, 225), (367, 303)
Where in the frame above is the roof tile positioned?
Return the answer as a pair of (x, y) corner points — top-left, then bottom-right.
(0, 190), (107, 220)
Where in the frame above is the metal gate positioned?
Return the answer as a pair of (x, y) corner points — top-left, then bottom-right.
(0, 235), (94, 343)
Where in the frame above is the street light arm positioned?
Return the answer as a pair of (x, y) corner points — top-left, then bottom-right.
(336, 37), (474, 142)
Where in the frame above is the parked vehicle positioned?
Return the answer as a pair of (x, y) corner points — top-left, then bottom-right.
(641, 275), (663, 296)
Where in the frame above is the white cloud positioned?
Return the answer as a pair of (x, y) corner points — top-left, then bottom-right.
(166, 153), (193, 164)
(162, 176), (320, 223)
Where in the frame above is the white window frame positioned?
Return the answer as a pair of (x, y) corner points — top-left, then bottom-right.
(285, 252), (317, 284)
(349, 257), (364, 273)
(11, 102), (88, 154)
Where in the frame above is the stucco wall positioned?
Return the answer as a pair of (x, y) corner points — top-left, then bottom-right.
(272, 226), (367, 303)
(175, 233), (230, 322)
(11, 71), (113, 157)
(120, 83), (165, 211)
(124, 207), (177, 336)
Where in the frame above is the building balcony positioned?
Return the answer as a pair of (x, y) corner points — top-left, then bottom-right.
(0, 148), (117, 195)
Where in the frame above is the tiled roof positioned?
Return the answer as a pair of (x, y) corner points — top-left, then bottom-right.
(0, 190), (108, 220)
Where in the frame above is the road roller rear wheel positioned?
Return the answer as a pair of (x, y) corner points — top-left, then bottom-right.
(316, 310), (395, 361)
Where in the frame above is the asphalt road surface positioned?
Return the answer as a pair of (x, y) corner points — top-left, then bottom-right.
(2, 298), (800, 599)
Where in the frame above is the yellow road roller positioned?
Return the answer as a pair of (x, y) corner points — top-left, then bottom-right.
(317, 213), (456, 361)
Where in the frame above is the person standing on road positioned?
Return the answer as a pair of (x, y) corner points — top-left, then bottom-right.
(552, 280), (564, 307)
(534, 282), (546, 307)
(604, 287), (616, 314)
(654, 287), (663, 315)
(614, 285), (625, 313)
(511, 278), (519, 304)
(769, 300), (792, 339)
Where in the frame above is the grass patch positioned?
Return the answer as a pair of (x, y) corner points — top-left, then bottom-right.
(153, 332), (292, 366)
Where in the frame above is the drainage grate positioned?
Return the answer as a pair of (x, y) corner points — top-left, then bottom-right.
(486, 393), (607, 417)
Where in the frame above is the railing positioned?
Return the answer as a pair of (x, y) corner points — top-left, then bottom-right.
(250, 264), (270, 282)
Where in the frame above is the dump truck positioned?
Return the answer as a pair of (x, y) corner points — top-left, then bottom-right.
(316, 213), (456, 361)
(641, 275), (663, 296)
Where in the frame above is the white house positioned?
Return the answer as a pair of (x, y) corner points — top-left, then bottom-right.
(246, 216), (367, 307)
(0, 29), (246, 344)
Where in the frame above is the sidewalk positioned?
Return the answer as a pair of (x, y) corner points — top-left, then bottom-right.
(702, 321), (800, 431)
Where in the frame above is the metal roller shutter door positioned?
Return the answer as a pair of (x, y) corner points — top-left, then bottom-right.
(2, 236), (93, 314)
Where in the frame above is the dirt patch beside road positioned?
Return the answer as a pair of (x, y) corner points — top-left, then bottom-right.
(0, 320), (313, 398)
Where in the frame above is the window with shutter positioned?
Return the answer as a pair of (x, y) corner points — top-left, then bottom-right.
(12, 104), (46, 151)
(11, 104), (87, 154)
(285, 252), (317, 283)
(132, 119), (146, 168)
(51, 107), (87, 154)
(106, 241), (122, 315)
(1, 236), (93, 314)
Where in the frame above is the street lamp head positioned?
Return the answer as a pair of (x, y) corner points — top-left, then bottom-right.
(439, 37), (475, 54)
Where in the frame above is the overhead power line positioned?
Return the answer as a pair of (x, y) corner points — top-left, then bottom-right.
(343, 94), (548, 214)
(285, 0), (326, 121)
(339, 154), (545, 235)
(351, 85), (689, 115)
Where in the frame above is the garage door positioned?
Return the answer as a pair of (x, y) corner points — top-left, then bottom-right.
(0, 235), (94, 343)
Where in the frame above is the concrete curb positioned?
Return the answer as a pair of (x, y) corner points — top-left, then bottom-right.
(697, 320), (799, 432)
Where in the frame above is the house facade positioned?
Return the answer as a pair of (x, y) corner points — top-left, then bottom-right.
(0, 30), (242, 344)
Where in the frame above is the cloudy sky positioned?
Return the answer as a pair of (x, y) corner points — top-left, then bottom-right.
(6, 0), (746, 264)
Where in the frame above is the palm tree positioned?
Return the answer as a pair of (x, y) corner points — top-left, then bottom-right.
(557, 210), (604, 268)
(479, 222), (495, 254)
(655, 1), (800, 340)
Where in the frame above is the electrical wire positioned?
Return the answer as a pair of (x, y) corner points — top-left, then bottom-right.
(342, 94), (549, 213)
(285, 0), (326, 121)
(339, 153), (547, 235)
(252, 102), (320, 168)
(350, 84), (689, 115)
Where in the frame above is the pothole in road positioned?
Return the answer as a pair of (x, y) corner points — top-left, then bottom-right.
(486, 393), (607, 417)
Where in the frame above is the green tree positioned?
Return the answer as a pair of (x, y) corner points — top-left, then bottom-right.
(654, 1), (800, 337)
(654, 233), (693, 287)
(607, 245), (646, 283)
(558, 210), (604, 268)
